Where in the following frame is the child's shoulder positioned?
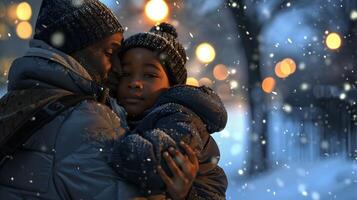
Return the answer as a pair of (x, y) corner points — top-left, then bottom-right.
(150, 85), (227, 133)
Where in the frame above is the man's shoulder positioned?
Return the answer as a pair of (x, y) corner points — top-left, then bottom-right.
(76, 99), (117, 118)
(62, 99), (126, 141)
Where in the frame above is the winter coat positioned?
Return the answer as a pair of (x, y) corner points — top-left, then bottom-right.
(0, 39), (142, 199)
(110, 85), (228, 200)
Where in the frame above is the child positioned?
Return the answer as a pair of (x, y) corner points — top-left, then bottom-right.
(110, 23), (227, 199)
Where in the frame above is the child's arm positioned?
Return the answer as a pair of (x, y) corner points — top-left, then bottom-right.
(109, 105), (201, 193)
(153, 114), (228, 200)
(185, 136), (228, 200)
(110, 104), (227, 199)
(186, 165), (227, 200)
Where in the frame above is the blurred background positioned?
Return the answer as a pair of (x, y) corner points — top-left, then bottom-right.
(0, 0), (356, 199)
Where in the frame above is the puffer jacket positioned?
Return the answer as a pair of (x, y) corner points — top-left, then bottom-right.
(0, 39), (142, 199)
(110, 85), (228, 200)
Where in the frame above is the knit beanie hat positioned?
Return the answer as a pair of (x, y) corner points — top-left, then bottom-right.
(34, 0), (124, 54)
(119, 23), (187, 86)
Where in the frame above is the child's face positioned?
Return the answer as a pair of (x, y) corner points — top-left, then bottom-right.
(116, 48), (170, 120)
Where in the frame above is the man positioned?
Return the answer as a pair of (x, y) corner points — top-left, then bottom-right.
(0, 0), (139, 199)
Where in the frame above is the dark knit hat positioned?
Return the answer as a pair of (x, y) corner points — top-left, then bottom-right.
(119, 23), (187, 85)
(34, 0), (124, 54)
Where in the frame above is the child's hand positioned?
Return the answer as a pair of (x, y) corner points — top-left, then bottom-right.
(157, 141), (199, 200)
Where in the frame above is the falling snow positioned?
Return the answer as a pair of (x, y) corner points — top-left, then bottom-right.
(0, 0), (356, 199)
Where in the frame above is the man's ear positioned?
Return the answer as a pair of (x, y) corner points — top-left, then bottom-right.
(70, 48), (87, 65)
(70, 48), (102, 83)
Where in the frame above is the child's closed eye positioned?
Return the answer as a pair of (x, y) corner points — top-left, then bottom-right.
(144, 73), (159, 78)
(120, 72), (131, 77)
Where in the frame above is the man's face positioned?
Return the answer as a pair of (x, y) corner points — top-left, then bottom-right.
(116, 48), (170, 120)
(72, 33), (123, 84)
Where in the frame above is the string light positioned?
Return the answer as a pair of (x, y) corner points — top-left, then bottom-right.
(16, 2), (32, 21)
(196, 42), (216, 63)
(145, 0), (169, 22)
(325, 32), (342, 50)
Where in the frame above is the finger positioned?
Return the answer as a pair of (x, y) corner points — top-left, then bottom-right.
(168, 147), (187, 166)
(180, 141), (199, 167)
(157, 165), (173, 186)
(168, 147), (194, 179)
(163, 151), (185, 178)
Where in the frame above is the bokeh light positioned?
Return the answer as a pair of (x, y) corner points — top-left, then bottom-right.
(16, 21), (32, 39)
(283, 58), (296, 74)
(145, 0), (169, 22)
(280, 61), (291, 76)
(275, 58), (297, 78)
(7, 4), (18, 21)
(186, 77), (199, 87)
(199, 77), (213, 87)
(262, 77), (276, 93)
(16, 2), (32, 21)
(274, 62), (289, 78)
(213, 64), (229, 81)
(50, 32), (65, 47)
(196, 42), (216, 63)
(230, 80), (238, 89)
(325, 32), (342, 50)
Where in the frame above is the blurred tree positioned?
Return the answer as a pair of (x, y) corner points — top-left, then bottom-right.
(228, 0), (293, 174)
(229, 0), (357, 174)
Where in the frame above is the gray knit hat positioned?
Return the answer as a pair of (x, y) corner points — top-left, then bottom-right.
(119, 23), (187, 85)
(34, 0), (124, 54)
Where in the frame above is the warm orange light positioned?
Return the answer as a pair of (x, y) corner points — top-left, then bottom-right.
(7, 4), (18, 21)
(196, 43), (216, 63)
(283, 58), (296, 74)
(275, 58), (297, 78)
(16, 21), (32, 39)
(262, 77), (276, 93)
(16, 2), (32, 21)
(145, 0), (169, 22)
(274, 62), (288, 78)
(199, 77), (213, 87)
(326, 32), (342, 50)
(213, 64), (229, 81)
(280, 61), (291, 75)
(186, 77), (199, 87)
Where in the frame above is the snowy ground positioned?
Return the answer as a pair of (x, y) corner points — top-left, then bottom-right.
(213, 104), (357, 200)
(227, 158), (357, 200)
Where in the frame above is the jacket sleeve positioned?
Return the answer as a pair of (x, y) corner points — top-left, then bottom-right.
(53, 101), (144, 200)
(110, 108), (203, 194)
(186, 137), (228, 200)
(153, 110), (228, 200)
(186, 166), (227, 200)
(110, 106), (228, 199)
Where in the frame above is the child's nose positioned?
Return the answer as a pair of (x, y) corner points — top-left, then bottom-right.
(128, 79), (143, 89)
